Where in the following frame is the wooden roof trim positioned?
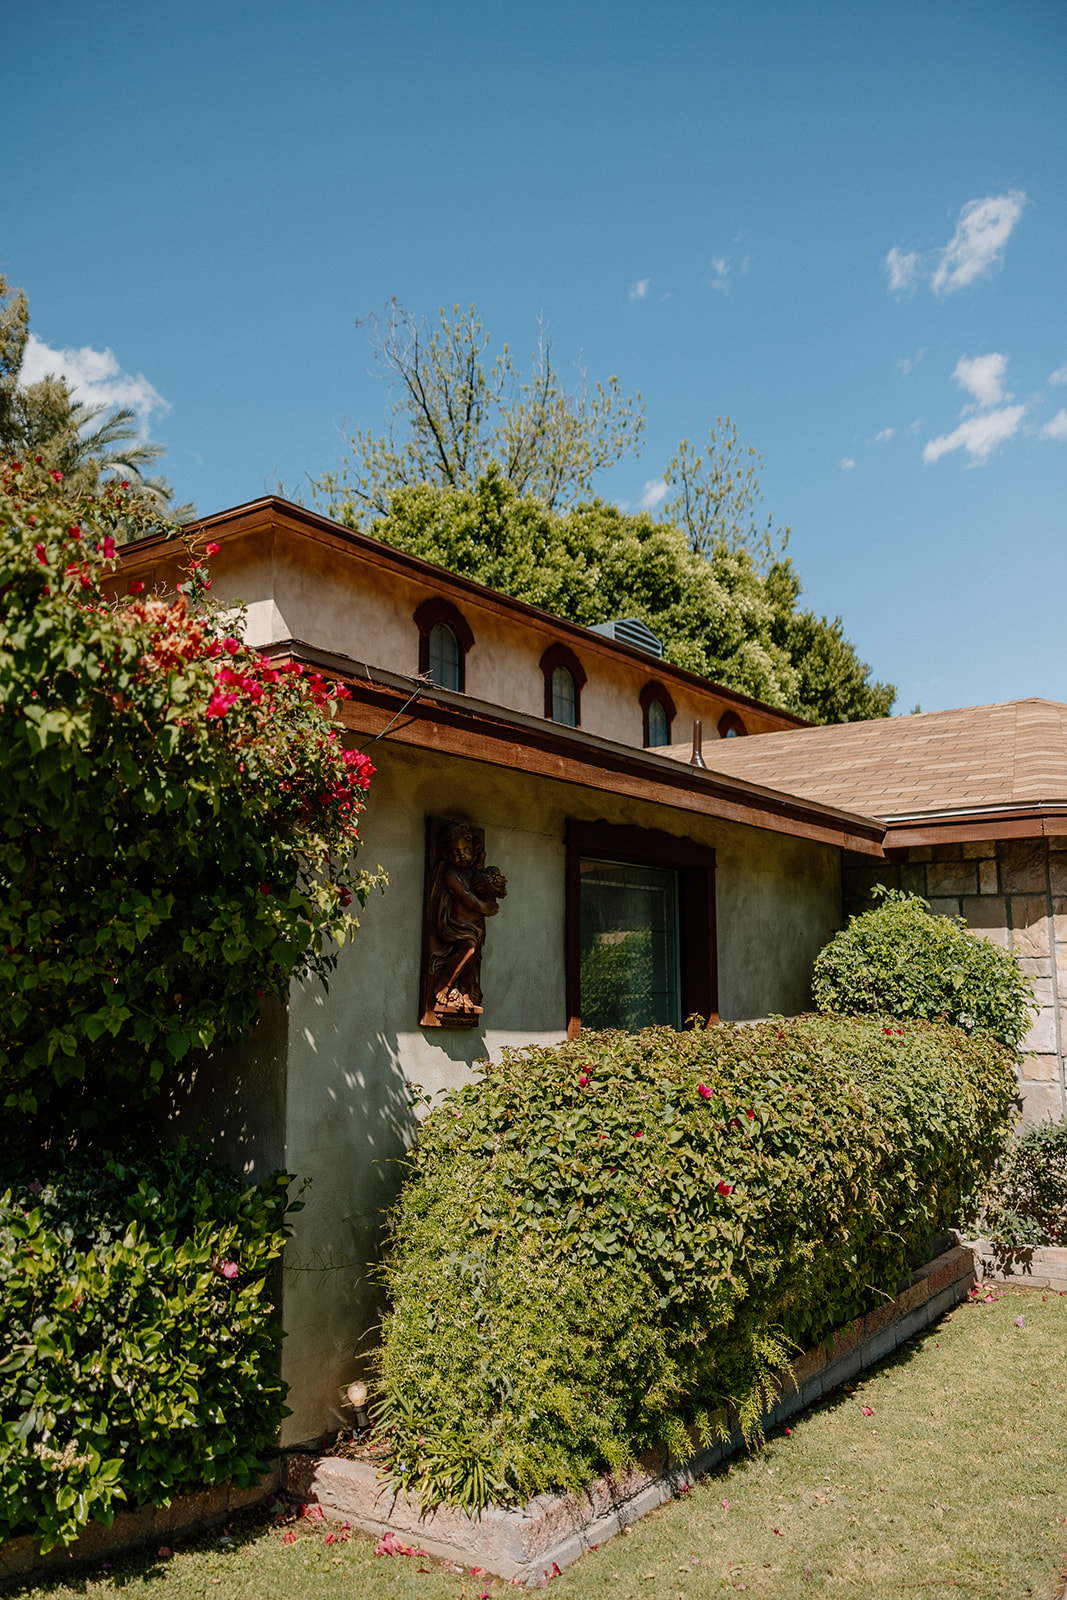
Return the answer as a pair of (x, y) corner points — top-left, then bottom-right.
(122, 497), (808, 729)
(884, 805), (1067, 849)
(259, 639), (885, 854)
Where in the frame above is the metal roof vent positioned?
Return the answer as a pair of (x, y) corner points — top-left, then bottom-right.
(589, 617), (663, 659)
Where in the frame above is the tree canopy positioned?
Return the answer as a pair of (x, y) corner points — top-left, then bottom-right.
(0, 276), (193, 518)
(315, 304), (894, 722)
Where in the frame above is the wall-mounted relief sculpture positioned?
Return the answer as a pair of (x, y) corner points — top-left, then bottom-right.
(420, 817), (507, 1028)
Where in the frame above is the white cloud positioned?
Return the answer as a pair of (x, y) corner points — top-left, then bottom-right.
(20, 333), (168, 435)
(1050, 366), (1067, 386)
(886, 247), (919, 293)
(953, 352), (1011, 410)
(708, 256), (730, 293)
(923, 405), (1026, 464)
(840, 457), (856, 470)
(629, 279), (650, 302)
(875, 427), (895, 442)
(638, 478), (668, 511)
(885, 190), (1026, 296)
(897, 348), (925, 376)
(1040, 409), (1067, 440)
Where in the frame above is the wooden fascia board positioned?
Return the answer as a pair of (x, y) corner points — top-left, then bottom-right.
(291, 656), (885, 853)
(120, 497), (808, 731)
(883, 806), (1067, 850)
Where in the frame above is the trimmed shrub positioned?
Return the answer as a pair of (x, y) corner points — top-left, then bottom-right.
(979, 1118), (1067, 1247)
(377, 1016), (1015, 1511)
(811, 888), (1034, 1049)
(0, 1143), (294, 1551)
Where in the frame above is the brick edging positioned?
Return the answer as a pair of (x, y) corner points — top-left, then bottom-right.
(0, 1465), (280, 1593)
(287, 1244), (979, 1584)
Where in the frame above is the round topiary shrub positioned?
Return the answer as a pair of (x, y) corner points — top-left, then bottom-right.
(376, 1015), (1015, 1512)
(811, 887), (1034, 1049)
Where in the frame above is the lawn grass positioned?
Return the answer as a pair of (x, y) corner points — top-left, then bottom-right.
(18, 1286), (1067, 1600)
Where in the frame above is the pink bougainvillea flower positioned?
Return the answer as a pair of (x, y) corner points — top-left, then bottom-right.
(324, 1532), (336, 1546)
(221, 1260), (239, 1279)
(721, 1499), (731, 1510)
(129, 579), (145, 593)
(34, 543), (47, 565)
(784, 1427), (792, 1436)
(697, 1083), (712, 1100)
(68, 523), (81, 539)
(578, 1073), (590, 1087)
(634, 1130), (644, 1139)
(205, 541), (220, 556)
(223, 637), (240, 655)
(282, 1529), (297, 1545)
(717, 1180), (734, 1196)
(102, 536), (116, 558)
(862, 1405), (874, 1416)
(1015, 1315), (1025, 1328)
(746, 1108), (756, 1120)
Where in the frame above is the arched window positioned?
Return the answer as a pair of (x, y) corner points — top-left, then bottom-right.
(718, 710), (748, 739)
(427, 622), (460, 690)
(552, 665), (577, 726)
(539, 643), (587, 727)
(639, 681), (677, 748)
(414, 598), (474, 692)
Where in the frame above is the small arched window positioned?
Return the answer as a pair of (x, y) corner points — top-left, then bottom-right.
(414, 598), (474, 692)
(427, 622), (460, 690)
(552, 665), (578, 726)
(639, 681), (677, 748)
(718, 710), (748, 739)
(540, 643), (587, 728)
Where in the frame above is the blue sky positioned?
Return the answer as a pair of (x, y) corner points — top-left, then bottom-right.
(6, 0), (1065, 714)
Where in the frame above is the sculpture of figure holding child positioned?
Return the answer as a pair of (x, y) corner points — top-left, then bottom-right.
(420, 819), (507, 1027)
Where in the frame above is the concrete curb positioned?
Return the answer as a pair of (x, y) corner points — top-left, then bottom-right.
(0, 1466), (281, 1594)
(964, 1237), (1067, 1293)
(287, 1243), (979, 1584)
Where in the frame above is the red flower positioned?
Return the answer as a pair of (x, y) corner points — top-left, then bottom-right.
(578, 1073), (590, 1087)
(861, 1405), (874, 1416)
(34, 543), (47, 565)
(205, 541), (220, 556)
(746, 1108), (756, 1120)
(717, 1180), (734, 1196)
(259, 884), (273, 895)
(697, 1083), (712, 1100)
(634, 1130), (644, 1139)
(223, 637), (240, 655)
(102, 536), (116, 559)
(129, 579), (145, 594)
(68, 523), (81, 539)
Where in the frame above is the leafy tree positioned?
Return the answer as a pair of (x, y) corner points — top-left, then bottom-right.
(663, 417), (787, 569)
(0, 458), (381, 1157)
(0, 275), (192, 518)
(372, 471), (894, 720)
(313, 301), (645, 524)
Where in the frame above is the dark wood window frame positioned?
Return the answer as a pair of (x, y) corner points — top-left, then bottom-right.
(718, 710), (748, 738)
(414, 598), (475, 691)
(565, 819), (718, 1038)
(539, 642), (588, 724)
(639, 681), (677, 747)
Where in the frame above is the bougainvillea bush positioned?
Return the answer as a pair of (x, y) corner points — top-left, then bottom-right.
(812, 887), (1034, 1049)
(979, 1117), (1067, 1247)
(0, 457), (380, 1153)
(376, 1016), (1015, 1512)
(0, 1143), (294, 1551)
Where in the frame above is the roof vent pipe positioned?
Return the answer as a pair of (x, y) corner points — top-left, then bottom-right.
(690, 720), (707, 769)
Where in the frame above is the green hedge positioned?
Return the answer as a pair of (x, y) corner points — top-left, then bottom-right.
(0, 1143), (294, 1552)
(377, 1016), (1015, 1512)
(812, 888), (1034, 1049)
(980, 1118), (1067, 1247)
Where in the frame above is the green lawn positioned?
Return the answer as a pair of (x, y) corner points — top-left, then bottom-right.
(18, 1286), (1067, 1600)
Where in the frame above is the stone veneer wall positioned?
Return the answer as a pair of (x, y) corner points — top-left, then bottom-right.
(840, 836), (1067, 1126)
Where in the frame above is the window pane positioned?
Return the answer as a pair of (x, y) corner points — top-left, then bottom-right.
(647, 699), (669, 746)
(579, 859), (681, 1031)
(428, 622), (461, 689)
(551, 664), (577, 725)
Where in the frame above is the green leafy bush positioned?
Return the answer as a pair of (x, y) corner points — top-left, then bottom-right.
(377, 1016), (1014, 1512)
(811, 888), (1034, 1049)
(979, 1118), (1067, 1247)
(0, 458), (381, 1153)
(0, 1143), (294, 1551)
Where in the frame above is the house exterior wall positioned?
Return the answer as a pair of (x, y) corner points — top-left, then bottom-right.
(274, 740), (842, 1444)
(842, 837), (1067, 1126)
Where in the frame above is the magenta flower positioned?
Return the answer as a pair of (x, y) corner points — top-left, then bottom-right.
(205, 541), (221, 556)
(717, 1180), (734, 1196)
(221, 1261), (239, 1279)
(578, 1073), (590, 1087)
(34, 543), (47, 565)
(697, 1083), (712, 1100)
(746, 1108), (756, 1120)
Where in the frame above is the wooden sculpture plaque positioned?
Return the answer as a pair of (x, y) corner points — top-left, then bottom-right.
(420, 817), (507, 1028)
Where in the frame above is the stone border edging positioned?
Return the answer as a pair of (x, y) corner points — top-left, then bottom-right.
(286, 1243), (978, 1585)
(964, 1237), (1067, 1293)
(0, 1466), (281, 1594)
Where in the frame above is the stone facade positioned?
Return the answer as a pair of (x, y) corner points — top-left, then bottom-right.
(841, 836), (1067, 1126)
